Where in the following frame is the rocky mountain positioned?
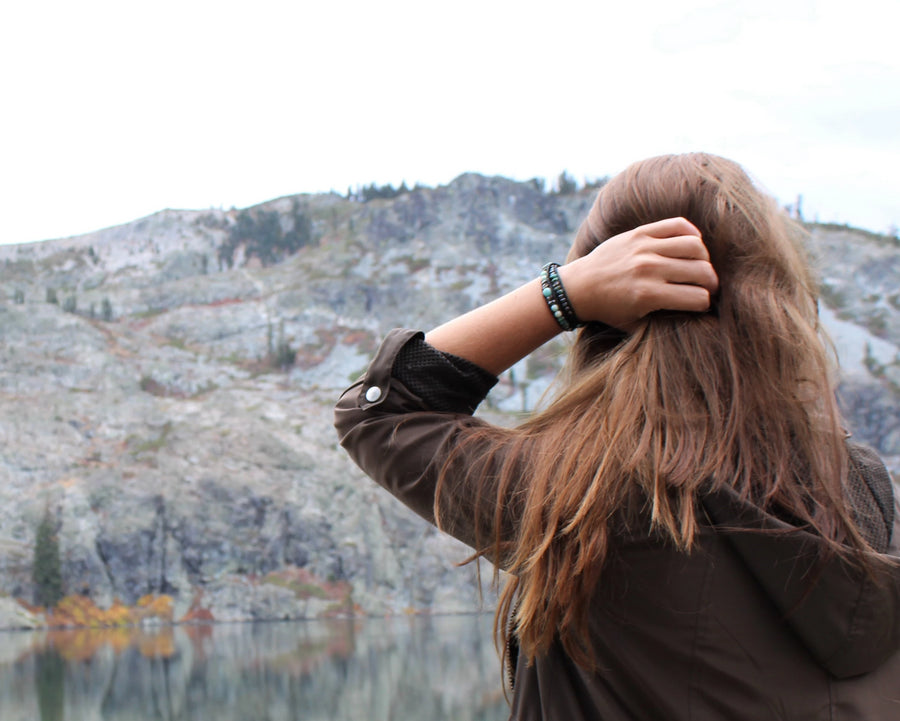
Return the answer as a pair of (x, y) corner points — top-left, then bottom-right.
(0, 174), (897, 627)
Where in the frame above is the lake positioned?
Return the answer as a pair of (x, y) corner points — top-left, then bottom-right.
(0, 614), (509, 721)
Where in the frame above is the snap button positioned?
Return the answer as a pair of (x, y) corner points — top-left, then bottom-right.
(364, 386), (383, 403)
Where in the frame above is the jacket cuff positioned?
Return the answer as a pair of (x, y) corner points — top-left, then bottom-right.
(393, 336), (498, 414)
(354, 329), (498, 415)
(355, 329), (424, 411)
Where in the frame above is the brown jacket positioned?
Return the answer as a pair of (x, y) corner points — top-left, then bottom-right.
(335, 329), (900, 720)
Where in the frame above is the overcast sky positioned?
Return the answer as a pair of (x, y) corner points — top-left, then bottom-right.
(1, 0), (898, 246)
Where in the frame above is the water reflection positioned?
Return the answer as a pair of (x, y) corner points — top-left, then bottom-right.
(0, 615), (509, 721)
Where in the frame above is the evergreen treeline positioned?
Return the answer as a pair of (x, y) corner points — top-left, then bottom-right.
(345, 172), (607, 203)
(347, 181), (412, 202)
(218, 200), (313, 269)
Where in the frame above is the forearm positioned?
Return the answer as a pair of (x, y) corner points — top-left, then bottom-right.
(425, 217), (718, 374)
(425, 277), (561, 376)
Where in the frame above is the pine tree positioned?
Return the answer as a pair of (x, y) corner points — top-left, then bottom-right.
(101, 297), (113, 322)
(274, 320), (296, 370)
(33, 509), (63, 608)
(556, 170), (577, 195)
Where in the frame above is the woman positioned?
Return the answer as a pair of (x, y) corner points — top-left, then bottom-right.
(335, 153), (900, 719)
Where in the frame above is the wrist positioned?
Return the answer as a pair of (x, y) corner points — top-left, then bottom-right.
(540, 263), (584, 331)
(554, 260), (588, 326)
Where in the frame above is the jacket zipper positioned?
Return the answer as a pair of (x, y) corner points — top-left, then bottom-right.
(506, 605), (519, 691)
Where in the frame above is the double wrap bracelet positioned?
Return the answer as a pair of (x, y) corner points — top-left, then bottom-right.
(540, 262), (584, 332)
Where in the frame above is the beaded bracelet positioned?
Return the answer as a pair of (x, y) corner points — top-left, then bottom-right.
(540, 262), (583, 331)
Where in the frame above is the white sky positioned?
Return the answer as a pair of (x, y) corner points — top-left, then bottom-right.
(1, 0), (898, 246)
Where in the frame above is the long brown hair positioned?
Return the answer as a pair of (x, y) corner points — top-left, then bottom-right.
(435, 153), (870, 669)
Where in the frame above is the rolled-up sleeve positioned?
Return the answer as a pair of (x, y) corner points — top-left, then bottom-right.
(334, 329), (501, 549)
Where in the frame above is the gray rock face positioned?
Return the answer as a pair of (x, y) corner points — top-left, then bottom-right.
(0, 176), (897, 624)
(0, 596), (40, 629)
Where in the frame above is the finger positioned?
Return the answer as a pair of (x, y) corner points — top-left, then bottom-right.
(652, 257), (719, 292)
(640, 217), (701, 239)
(649, 283), (713, 314)
(646, 234), (710, 262)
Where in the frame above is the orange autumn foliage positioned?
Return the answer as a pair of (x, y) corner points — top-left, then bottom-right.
(35, 594), (180, 662)
(46, 594), (174, 628)
(135, 594), (174, 623)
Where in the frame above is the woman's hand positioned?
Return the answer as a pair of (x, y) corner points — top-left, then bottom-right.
(425, 217), (719, 375)
(559, 217), (718, 330)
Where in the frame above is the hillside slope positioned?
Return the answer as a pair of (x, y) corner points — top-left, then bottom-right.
(0, 175), (897, 625)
